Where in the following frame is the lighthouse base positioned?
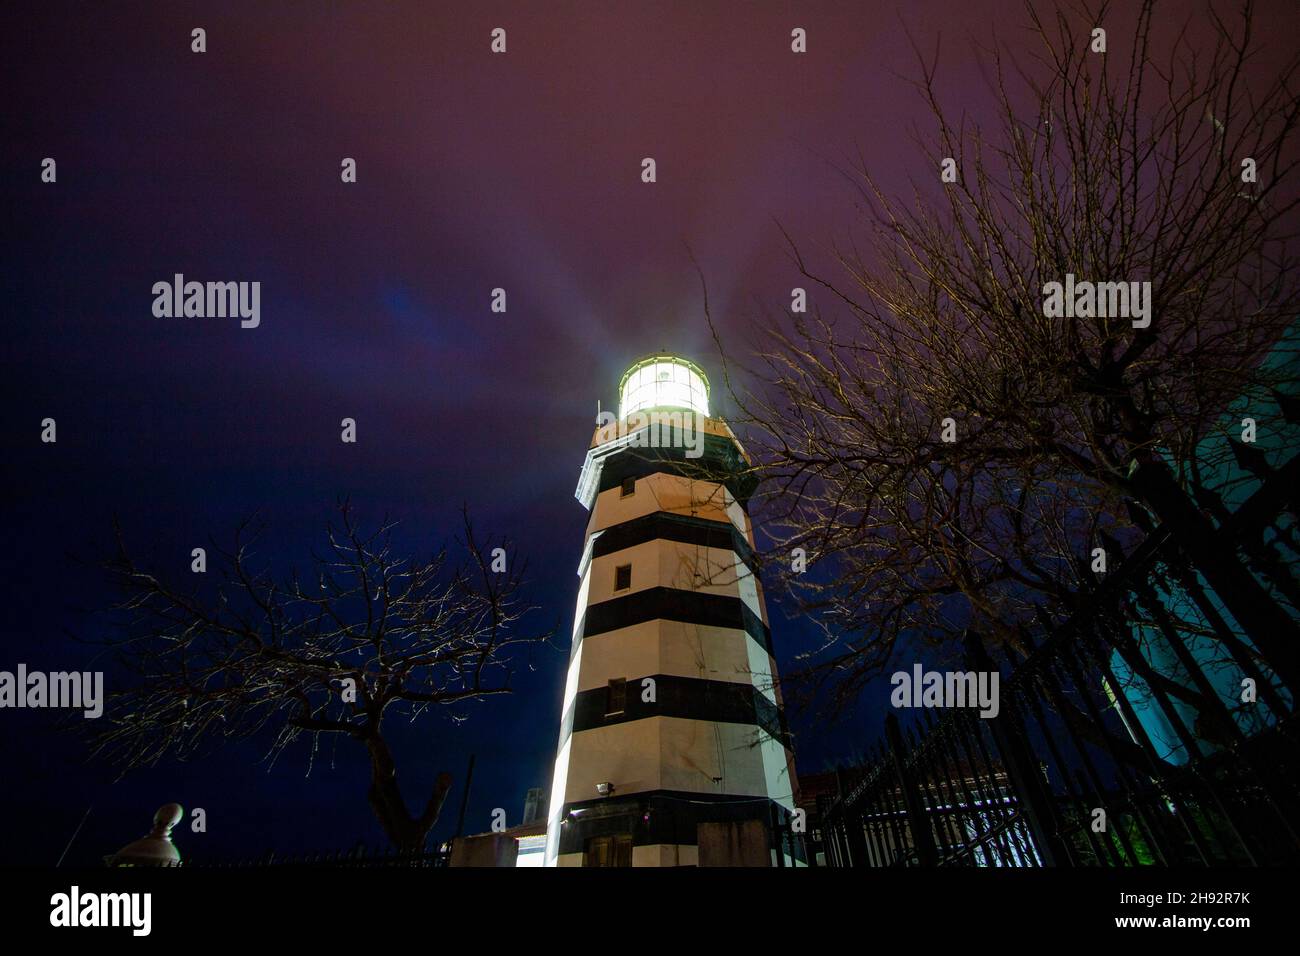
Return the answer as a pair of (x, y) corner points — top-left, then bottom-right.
(549, 790), (803, 867)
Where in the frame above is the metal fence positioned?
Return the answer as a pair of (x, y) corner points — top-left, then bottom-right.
(177, 843), (451, 868)
(820, 452), (1300, 867)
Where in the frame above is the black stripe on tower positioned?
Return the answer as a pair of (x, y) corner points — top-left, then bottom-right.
(596, 435), (758, 505)
(556, 673), (789, 746)
(554, 790), (806, 862)
(577, 587), (773, 655)
(591, 510), (757, 573)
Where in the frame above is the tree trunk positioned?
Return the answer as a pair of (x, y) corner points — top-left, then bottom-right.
(364, 734), (453, 852)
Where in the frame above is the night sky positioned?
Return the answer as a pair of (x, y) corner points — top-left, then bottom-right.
(4, 1), (1296, 865)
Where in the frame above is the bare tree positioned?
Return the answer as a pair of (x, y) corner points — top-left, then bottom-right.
(726, 0), (1300, 707)
(83, 503), (551, 851)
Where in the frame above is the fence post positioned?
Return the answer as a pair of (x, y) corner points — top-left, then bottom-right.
(885, 713), (939, 866)
(832, 767), (866, 866)
(770, 803), (786, 867)
(964, 630), (1069, 867)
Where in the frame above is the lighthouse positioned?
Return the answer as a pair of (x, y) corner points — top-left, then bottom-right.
(543, 354), (800, 866)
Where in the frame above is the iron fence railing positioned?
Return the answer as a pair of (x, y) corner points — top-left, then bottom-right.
(171, 843), (452, 868)
(820, 454), (1300, 867)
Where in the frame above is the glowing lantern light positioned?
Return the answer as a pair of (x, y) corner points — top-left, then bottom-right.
(617, 355), (710, 419)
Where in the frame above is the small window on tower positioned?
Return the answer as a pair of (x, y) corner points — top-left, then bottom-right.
(614, 564), (631, 591)
(605, 678), (627, 716)
(620, 476), (636, 497)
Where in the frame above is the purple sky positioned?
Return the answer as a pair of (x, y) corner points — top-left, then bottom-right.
(3, 0), (1296, 864)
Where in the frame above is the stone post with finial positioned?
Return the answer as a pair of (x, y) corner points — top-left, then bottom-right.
(105, 803), (183, 867)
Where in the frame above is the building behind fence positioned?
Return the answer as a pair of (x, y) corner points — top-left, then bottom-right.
(819, 383), (1300, 866)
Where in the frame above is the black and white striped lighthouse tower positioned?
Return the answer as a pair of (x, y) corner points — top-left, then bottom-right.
(544, 354), (799, 866)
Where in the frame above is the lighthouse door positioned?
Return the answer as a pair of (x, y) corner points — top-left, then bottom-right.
(584, 833), (633, 867)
